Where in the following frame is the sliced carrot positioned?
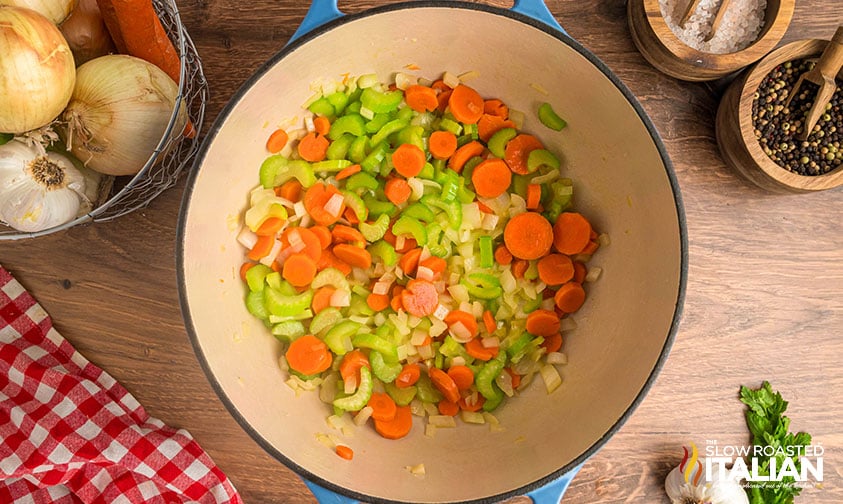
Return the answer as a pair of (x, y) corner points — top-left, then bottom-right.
(310, 225), (333, 249)
(525, 309), (561, 337)
(313, 116), (331, 136)
(438, 400), (460, 417)
(400, 279), (439, 317)
(395, 363), (421, 388)
(397, 247), (422, 277)
(297, 132), (329, 162)
(239, 262), (256, 282)
(247, 235), (276, 261)
(431, 79), (451, 92)
(553, 212), (593, 255)
(335, 163), (361, 181)
(276, 179), (303, 202)
(471, 158), (512, 198)
(390, 285), (405, 312)
(339, 349), (370, 382)
(448, 84), (484, 124)
(541, 333), (563, 354)
(335, 445), (354, 460)
(418, 256), (447, 277)
(391, 143), (426, 178)
(482, 310), (497, 334)
(537, 253), (575, 286)
(374, 404), (413, 440)
(316, 249), (352, 276)
(303, 182), (345, 226)
(367, 292), (390, 312)
(332, 225), (366, 245)
(504, 367), (522, 389)
(266, 128), (289, 154)
(368, 392), (397, 422)
(428, 130), (458, 160)
(554, 281), (586, 313)
(282, 227), (322, 262)
(526, 183), (542, 210)
(511, 259), (529, 279)
(332, 244), (372, 270)
(494, 244), (513, 266)
(436, 88), (452, 113)
(311, 286), (336, 314)
(446, 365), (475, 391)
(344, 206), (360, 225)
(282, 253), (317, 287)
(483, 98), (509, 118)
(573, 261), (587, 284)
(504, 133), (544, 175)
(285, 334), (332, 375)
(255, 217), (285, 237)
(384, 178), (412, 205)
(476, 200), (495, 214)
(580, 240), (600, 256)
(447, 140), (484, 173)
(459, 394), (485, 412)
(404, 84), (438, 113)
(428, 367), (460, 403)
(465, 337), (498, 361)
(477, 114), (516, 143)
(443, 310), (478, 339)
(503, 211), (554, 260)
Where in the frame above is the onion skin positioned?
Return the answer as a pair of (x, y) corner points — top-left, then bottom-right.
(59, 0), (115, 65)
(0, 5), (76, 134)
(61, 54), (185, 176)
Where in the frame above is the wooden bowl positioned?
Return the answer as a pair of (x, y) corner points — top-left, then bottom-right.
(716, 39), (843, 193)
(628, 0), (794, 81)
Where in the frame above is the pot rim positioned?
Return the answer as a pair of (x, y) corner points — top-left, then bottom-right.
(177, 2), (689, 502)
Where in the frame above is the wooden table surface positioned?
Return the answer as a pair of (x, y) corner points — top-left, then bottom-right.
(2, 1), (842, 502)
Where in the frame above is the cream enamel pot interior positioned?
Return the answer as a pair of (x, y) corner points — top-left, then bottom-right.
(177, 2), (688, 502)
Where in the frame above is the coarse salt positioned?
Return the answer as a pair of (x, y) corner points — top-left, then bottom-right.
(659, 0), (767, 54)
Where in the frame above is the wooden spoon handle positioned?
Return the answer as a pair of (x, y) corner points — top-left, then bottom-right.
(815, 26), (843, 80)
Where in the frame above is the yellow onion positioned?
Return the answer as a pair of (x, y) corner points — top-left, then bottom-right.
(61, 54), (186, 176)
(59, 0), (115, 65)
(0, 0), (77, 24)
(0, 5), (76, 134)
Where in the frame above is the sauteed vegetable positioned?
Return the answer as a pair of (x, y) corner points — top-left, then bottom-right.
(237, 72), (605, 440)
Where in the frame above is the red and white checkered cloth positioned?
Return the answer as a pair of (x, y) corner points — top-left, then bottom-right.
(0, 265), (243, 504)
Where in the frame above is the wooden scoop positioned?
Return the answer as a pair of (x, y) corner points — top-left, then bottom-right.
(679, 0), (734, 41)
(786, 26), (843, 140)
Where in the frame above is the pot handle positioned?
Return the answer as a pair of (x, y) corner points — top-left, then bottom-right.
(289, 0), (566, 44)
(301, 463), (583, 503)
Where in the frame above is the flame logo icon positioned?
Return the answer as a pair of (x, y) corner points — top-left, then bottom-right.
(679, 442), (703, 486)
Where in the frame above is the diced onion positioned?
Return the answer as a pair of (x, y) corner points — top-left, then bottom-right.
(450, 321), (473, 343)
(428, 415), (457, 428)
(432, 304), (450, 321)
(237, 227), (258, 250)
(287, 229), (306, 252)
(344, 376), (358, 395)
(425, 424), (437, 438)
(359, 105), (375, 120)
(417, 344), (434, 360)
(410, 330), (429, 346)
(407, 177), (424, 201)
(541, 298), (556, 311)
(461, 411), (485, 424)
(481, 213), (500, 231)
(540, 364), (563, 393)
(410, 399), (426, 416)
(323, 193), (345, 217)
(546, 352), (568, 365)
(330, 289), (351, 307)
(354, 406), (373, 426)
(304, 115), (315, 133)
(598, 233), (611, 247)
(373, 281), (392, 296)
(259, 240), (283, 266)
(447, 284), (470, 303)
(560, 317), (578, 332)
(585, 266), (603, 283)
(394, 72), (418, 90)
(405, 463), (426, 477)
(423, 402), (439, 417)
(319, 374), (338, 403)
(442, 71), (461, 88)
(416, 265), (434, 281)
(395, 234), (406, 251)
(481, 336), (500, 348)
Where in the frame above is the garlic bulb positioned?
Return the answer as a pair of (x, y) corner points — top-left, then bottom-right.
(665, 456), (749, 504)
(0, 140), (94, 232)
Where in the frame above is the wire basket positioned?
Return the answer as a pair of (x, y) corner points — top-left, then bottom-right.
(0, 0), (209, 240)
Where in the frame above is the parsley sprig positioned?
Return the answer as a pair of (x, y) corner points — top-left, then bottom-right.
(739, 381), (813, 504)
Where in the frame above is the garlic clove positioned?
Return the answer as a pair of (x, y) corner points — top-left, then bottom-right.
(665, 456), (749, 504)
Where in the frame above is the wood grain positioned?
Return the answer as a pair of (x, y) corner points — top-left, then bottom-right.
(2, 1), (842, 503)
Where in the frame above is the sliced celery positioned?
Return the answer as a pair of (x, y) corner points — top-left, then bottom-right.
(333, 366), (373, 412)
